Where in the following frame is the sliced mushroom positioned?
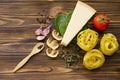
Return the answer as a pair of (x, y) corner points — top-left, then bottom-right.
(46, 48), (59, 58)
(52, 29), (62, 41)
(46, 37), (59, 50)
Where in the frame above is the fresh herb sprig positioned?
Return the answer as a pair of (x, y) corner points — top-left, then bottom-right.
(61, 53), (81, 68)
(59, 44), (83, 68)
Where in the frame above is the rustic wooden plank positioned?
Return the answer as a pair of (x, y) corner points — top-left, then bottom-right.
(0, 72), (120, 80)
(0, 0), (120, 3)
(0, 14), (119, 28)
(0, 51), (120, 72)
(0, 2), (119, 16)
(0, 73), (119, 80)
(0, 55), (120, 80)
(0, 42), (37, 55)
(0, 55), (120, 72)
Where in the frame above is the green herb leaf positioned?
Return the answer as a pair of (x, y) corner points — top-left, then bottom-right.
(54, 14), (66, 32)
(65, 11), (73, 25)
(54, 11), (73, 36)
(59, 22), (67, 36)
(61, 53), (81, 68)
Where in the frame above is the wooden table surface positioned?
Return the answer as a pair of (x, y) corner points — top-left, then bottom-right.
(0, 0), (120, 80)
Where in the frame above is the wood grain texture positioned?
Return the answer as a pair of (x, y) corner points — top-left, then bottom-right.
(0, 0), (120, 80)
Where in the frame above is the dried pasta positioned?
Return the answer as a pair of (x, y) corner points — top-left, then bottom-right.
(83, 49), (105, 70)
(77, 29), (98, 51)
(100, 33), (119, 56)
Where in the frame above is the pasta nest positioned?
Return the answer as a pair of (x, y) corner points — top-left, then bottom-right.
(100, 33), (119, 56)
(77, 29), (98, 51)
(83, 49), (105, 70)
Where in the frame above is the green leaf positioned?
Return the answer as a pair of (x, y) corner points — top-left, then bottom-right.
(59, 22), (67, 36)
(65, 11), (73, 24)
(54, 11), (73, 36)
(54, 14), (66, 32)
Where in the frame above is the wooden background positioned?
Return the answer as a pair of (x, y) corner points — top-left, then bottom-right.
(0, 0), (120, 80)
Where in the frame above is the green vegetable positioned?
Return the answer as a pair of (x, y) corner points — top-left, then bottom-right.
(54, 14), (66, 32)
(59, 22), (67, 36)
(54, 11), (73, 36)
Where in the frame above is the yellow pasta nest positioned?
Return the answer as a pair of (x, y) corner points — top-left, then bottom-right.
(100, 33), (119, 56)
(83, 49), (105, 70)
(77, 29), (98, 51)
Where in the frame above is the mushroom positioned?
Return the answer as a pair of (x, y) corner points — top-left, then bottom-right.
(46, 48), (59, 58)
(46, 37), (59, 50)
(52, 29), (62, 41)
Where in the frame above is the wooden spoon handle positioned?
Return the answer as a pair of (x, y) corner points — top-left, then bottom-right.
(13, 54), (32, 73)
(13, 42), (44, 73)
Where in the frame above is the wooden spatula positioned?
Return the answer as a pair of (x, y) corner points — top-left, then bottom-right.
(13, 42), (44, 73)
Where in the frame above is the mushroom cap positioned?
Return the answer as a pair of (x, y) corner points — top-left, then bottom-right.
(46, 37), (59, 50)
(52, 29), (62, 41)
(46, 48), (59, 58)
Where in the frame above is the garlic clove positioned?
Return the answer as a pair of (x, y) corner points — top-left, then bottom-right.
(42, 27), (50, 36)
(52, 29), (62, 41)
(36, 36), (46, 41)
(35, 27), (43, 35)
(42, 25), (52, 36)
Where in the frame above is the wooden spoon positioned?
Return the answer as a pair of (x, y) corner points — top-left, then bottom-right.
(13, 42), (44, 73)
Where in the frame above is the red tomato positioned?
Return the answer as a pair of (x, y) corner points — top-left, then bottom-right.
(93, 14), (110, 31)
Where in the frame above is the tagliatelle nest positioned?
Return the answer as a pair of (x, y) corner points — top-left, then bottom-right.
(77, 29), (98, 51)
(83, 49), (105, 70)
(100, 33), (119, 56)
